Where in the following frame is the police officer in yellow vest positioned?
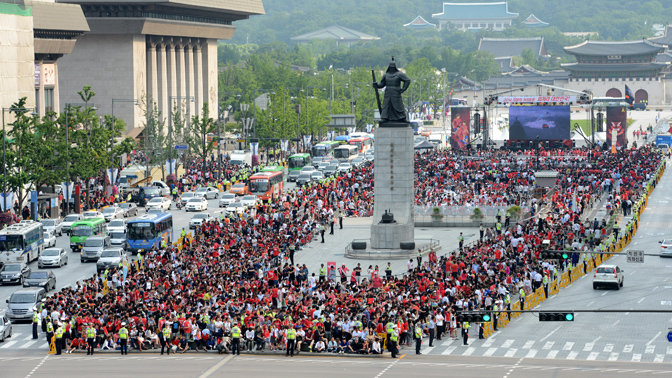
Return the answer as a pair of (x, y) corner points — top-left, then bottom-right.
(286, 325), (296, 357)
(86, 323), (96, 355)
(319, 264), (326, 282)
(46, 319), (54, 348)
(55, 323), (64, 355)
(385, 263), (392, 278)
(492, 303), (499, 331)
(160, 324), (171, 355)
(543, 273), (549, 298)
(519, 287), (526, 310)
(414, 323), (423, 355)
(119, 322), (129, 355)
(32, 308), (39, 339)
(390, 325), (399, 358)
(231, 323), (241, 355)
(462, 321), (470, 346)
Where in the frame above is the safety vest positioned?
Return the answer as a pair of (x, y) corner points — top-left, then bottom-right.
(386, 322), (394, 334)
(504, 294), (511, 305)
(414, 326), (422, 339)
(161, 238), (167, 248)
(181, 230), (187, 237)
(162, 328), (171, 339)
(87, 328), (96, 338)
(385, 265), (392, 272)
(493, 304), (499, 315)
(543, 275), (549, 285)
(46, 322), (54, 333)
(496, 222), (502, 230)
(287, 329), (296, 340)
(459, 235), (464, 242)
(354, 320), (362, 329)
(390, 333), (398, 342)
(172, 188), (178, 195)
(319, 267), (326, 276)
(119, 327), (128, 340)
(231, 326), (241, 338)
(519, 288), (525, 299)
(55, 328), (64, 339)
(463, 322), (470, 329)
(33, 313), (39, 323)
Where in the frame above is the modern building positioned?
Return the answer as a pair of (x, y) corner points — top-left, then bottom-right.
(56, 0), (265, 132)
(0, 0), (88, 118)
(403, 16), (437, 30)
(291, 25), (379, 47)
(432, 2), (518, 31)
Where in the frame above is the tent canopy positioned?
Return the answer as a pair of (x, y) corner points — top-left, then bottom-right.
(414, 140), (436, 150)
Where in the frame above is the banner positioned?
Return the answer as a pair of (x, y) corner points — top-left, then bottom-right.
(347, 127), (356, 135)
(249, 142), (259, 155)
(509, 106), (571, 140)
(106, 168), (118, 185)
(328, 131), (335, 141)
(498, 95), (576, 104)
(0, 193), (14, 211)
(62, 182), (74, 199)
(366, 124), (373, 133)
(606, 106), (628, 149)
(450, 107), (470, 150)
(280, 139), (289, 151)
(303, 135), (312, 147)
(165, 159), (176, 175)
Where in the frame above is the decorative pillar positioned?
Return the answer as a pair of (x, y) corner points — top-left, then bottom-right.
(195, 41), (204, 119)
(186, 40), (196, 118)
(157, 41), (169, 124)
(168, 39), (178, 111)
(147, 41), (158, 110)
(176, 40), (187, 104)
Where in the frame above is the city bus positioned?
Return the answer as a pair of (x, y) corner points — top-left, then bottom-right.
(126, 213), (173, 254)
(349, 137), (373, 154)
(334, 135), (351, 144)
(249, 171), (284, 201)
(333, 145), (359, 162)
(311, 141), (340, 157)
(0, 221), (44, 264)
(69, 218), (107, 252)
(261, 165), (284, 173)
(288, 153), (312, 171)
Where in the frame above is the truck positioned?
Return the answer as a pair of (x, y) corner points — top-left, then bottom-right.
(229, 150), (252, 166)
(656, 134), (671, 152)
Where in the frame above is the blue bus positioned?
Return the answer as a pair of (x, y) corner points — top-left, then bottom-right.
(126, 213), (173, 253)
(334, 135), (351, 144)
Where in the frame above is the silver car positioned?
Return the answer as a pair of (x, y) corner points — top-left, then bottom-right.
(0, 315), (12, 342)
(40, 219), (63, 236)
(62, 214), (83, 234)
(102, 206), (125, 222)
(38, 248), (68, 269)
(5, 287), (46, 322)
(219, 193), (236, 208)
(659, 239), (672, 257)
(96, 248), (126, 273)
(80, 236), (111, 262)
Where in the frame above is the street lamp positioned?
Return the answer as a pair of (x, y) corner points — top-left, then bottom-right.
(168, 96), (195, 175)
(63, 103), (96, 214)
(2, 107), (38, 214)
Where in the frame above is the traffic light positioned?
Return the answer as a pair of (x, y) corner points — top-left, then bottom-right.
(456, 311), (492, 322)
(540, 251), (569, 259)
(539, 312), (574, 322)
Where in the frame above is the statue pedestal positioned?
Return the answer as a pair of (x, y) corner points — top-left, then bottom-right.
(370, 123), (414, 249)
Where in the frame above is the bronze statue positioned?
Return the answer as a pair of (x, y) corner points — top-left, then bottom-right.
(372, 57), (411, 124)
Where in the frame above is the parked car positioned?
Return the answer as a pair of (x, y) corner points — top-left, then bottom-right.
(288, 170), (301, 182)
(102, 206), (125, 222)
(189, 213), (214, 229)
(224, 202), (247, 216)
(219, 192), (236, 208)
(185, 197), (208, 212)
(240, 195), (259, 208)
(118, 202), (138, 217)
(38, 248), (68, 269)
(229, 183), (248, 196)
(659, 239), (672, 257)
(0, 263), (31, 285)
(23, 271), (56, 291)
(44, 230), (57, 248)
(109, 231), (127, 250)
(107, 219), (126, 234)
(96, 248), (126, 273)
(196, 187), (219, 199)
(179, 192), (198, 207)
(80, 235), (111, 262)
(5, 287), (46, 322)
(62, 214), (83, 234)
(145, 197), (171, 212)
(82, 210), (104, 219)
(296, 172), (312, 186)
(0, 315), (12, 342)
(40, 219), (63, 236)
(593, 264), (624, 290)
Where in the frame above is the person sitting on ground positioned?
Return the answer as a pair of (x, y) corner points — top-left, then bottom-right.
(314, 338), (326, 353)
(216, 337), (231, 354)
(337, 338), (348, 354)
(359, 339), (371, 355)
(327, 337), (338, 353)
(372, 338), (382, 354)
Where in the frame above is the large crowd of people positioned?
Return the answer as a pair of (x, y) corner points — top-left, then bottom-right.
(36, 144), (663, 357)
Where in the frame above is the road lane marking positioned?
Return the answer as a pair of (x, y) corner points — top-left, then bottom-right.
(484, 348), (496, 357)
(525, 349), (537, 358)
(540, 326), (560, 342)
(0, 341), (17, 349)
(623, 344), (634, 353)
(563, 342), (574, 351)
(584, 343), (594, 352)
(462, 347), (475, 356)
(522, 341), (534, 349)
(542, 341), (554, 350)
(638, 297), (646, 303)
(608, 353), (619, 361)
(604, 344), (614, 352)
(632, 353), (642, 362)
(20, 340), (37, 348)
(587, 352), (599, 360)
(441, 346), (456, 355)
(504, 348), (517, 357)
(654, 354), (665, 363)
(501, 340), (514, 348)
(566, 351), (578, 360)
(198, 354), (234, 378)
(646, 345), (656, 354)
(482, 338), (496, 348)
(647, 331), (662, 346)
(546, 350), (558, 359)
(612, 320), (620, 327)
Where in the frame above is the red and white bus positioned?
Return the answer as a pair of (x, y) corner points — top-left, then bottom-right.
(349, 137), (373, 153)
(248, 170), (284, 201)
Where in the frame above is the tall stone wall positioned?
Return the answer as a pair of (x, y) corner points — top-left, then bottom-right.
(0, 3), (35, 115)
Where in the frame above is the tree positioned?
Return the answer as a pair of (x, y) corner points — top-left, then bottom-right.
(140, 97), (169, 179)
(3, 98), (39, 211)
(187, 104), (217, 164)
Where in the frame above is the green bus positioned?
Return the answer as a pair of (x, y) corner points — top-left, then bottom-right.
(287, 153), (311, 171)
(69, 218), (107, 252)
(261, 165), (284, 173)
(311, 141), (340, 157)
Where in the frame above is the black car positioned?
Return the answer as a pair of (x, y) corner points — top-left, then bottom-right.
(288, 170), (301, 182)
(119, 202), (138, 217)
(296, 172), (313, 186)
(0, 263), (31, 285)
(23, 271), (56, 291)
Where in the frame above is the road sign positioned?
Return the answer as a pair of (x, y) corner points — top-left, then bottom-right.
(174, 144), (188, 150)
(627, 250), (644, 263)
(667, 331), (672, 342)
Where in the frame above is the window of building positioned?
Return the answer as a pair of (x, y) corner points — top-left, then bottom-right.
(44, 88), (54, 113)
(35, 89), (40, 112)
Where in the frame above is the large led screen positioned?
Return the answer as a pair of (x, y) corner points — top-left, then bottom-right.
(508, 106), (571, 140)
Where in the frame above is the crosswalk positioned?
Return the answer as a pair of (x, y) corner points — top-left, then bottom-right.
(418, 337), (672, 363)
(0, 332), (49, 350)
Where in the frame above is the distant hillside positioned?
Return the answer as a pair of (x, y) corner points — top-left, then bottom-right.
(231, 0), (671, 45)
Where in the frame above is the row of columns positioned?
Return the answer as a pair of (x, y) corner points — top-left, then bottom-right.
(146, 36), (206, 127)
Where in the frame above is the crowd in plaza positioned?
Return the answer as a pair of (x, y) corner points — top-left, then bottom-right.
(34, 143), (663, 357)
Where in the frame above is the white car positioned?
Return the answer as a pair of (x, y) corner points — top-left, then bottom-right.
(44, 231), (57, 248)
(38, 248), (68, 269)
(593, 264), (624, 290)
(145, 197), (171, 212)
(219, 192), (236, 208)
(107, 219), (127, 234)
(102, 206), (125, 222)
(82, 210), (104, 219)
(225, 202), (247, 216)
(659, 239), (672, 257)
(189, 213), (214, 229)
(337, 162), (351, 173)
(240, 195), (258, 208)
(196, 187), (219, 199)
(311, 171), (324, 181)
(179, 192), (198, 207)
(40, 219), (63, 236)
(300, 166), (315, 173)
(62, 214), (83, 234)
(185, 197), (208, 212)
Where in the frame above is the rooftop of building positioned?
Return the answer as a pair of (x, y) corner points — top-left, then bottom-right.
(561, 62), (668, 72)
(522, 13), (548, 28)
(432, 2), (518, 20)
(564, 40), (665, 56)
(478, 37), (545, 58)
(291, 25), (379, 42)
(649, 25), (672, 47)
(56, 0), (265, 17)
(403, 15), (436, 30)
